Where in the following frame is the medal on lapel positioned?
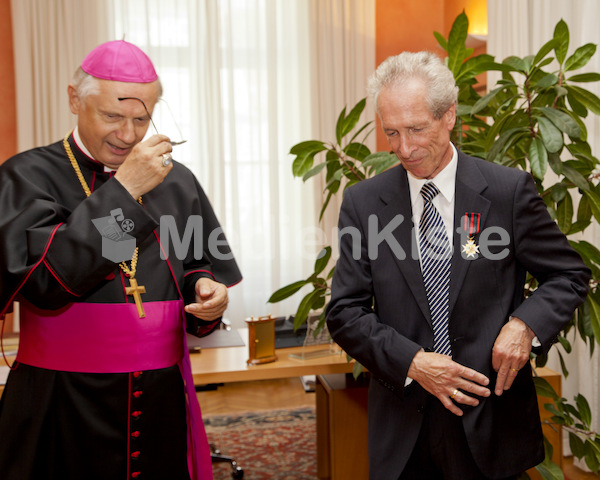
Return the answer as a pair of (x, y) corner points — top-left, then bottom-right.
(461, 212), (481, 258)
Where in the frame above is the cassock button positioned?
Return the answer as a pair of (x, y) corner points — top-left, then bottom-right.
(105, 273), (116, 281)
(132, 411), (142, 418)
(131, 431), (140, 438)
(133, 371), (143, 378)
(131, 451), (141, 459)
(133, 390), (143, 398)
(131, 472), (141, 478)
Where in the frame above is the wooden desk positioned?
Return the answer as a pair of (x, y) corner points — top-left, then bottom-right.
(190, 328), (353, 384)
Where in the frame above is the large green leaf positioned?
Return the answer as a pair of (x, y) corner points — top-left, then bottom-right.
(567, 85), (600, 115)
(553, 19), (570, 65)
(568, 72), (600, 83)
(556, 191), (573, 233)
(337, 98), (367, 144)
(294, 288), (327, 329)
(534, 376), (559, 400)
(533, 38), (558, 66)
(344, 142), (371, 162)
(529, 137), (549, 180)
(537, 117), (564, 153)
(575, 394), (592, 427)
(538, 107), (582, 138)
(267, 280), (308, 303)
(563, 164), (590, 191)
(302, 161), (327, 182)
(446, 11), (469, 74)
(582, 188), (600, 221)
(314, 246), (332, 275)
(587, 295), (600, 346)
(564, 43), (597, 72)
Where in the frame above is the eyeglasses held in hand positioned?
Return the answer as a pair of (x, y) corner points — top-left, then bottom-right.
(117, 96), (187, 146)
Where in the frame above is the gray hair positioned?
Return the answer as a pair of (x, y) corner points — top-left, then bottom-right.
(70, 66), (163, 100)
(367, 51), (458, 119)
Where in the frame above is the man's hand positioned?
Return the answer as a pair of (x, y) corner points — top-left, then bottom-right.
(184, 277), (229, 321)
(114, 134), (173, 199)
(492, 317), (535, 396)
(408, 351), (490, 416)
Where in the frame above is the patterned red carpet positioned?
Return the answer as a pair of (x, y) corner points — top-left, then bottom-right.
(204, 407), (317, 480)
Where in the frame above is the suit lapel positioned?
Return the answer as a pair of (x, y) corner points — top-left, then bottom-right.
(377, 167), (432, 324)
(449, 153), (491, 316)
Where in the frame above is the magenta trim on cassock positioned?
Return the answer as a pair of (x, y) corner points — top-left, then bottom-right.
(17, 300), (213, 480)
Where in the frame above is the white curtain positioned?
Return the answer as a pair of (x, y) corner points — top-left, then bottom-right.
(10, 0), (111, 149)
(488, 0), (600, 460)
(10, 0), (375, 327)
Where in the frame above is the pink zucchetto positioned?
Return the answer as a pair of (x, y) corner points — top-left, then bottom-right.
(81, 40), (158, 83)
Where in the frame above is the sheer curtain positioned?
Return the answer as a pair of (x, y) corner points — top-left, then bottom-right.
(488, 0), (600, 459)
(10, 0), (375, 327)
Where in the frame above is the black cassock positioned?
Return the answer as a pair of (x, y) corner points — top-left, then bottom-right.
(0, 134), (242, 480)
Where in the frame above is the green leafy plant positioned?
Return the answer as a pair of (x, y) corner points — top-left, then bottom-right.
(267, 100), (396, 331)
(270, 11), (600, 478)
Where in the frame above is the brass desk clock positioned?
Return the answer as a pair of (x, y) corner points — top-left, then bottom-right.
(245, 315), (278, 365)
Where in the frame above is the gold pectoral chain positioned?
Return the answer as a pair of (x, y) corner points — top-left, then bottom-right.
(63, 132), (146, 318)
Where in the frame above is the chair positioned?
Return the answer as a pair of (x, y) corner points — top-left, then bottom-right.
(210, 443), (244, 478)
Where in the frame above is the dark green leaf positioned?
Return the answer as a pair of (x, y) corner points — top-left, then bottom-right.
(302, 161), (327, 182)
(538, 107), (582, 138)
(567, 85), (600, 115)
(575, 394), (592, 427)
(534, 377), (559, 400)
(568, 72), (600, 83)
(553, 19), (570, 65)
(335, 106), (347, 145)
(582, 189), (600, 220)
(344, 142), (371, 162)
(537, 117), (563, 153)
(447, 11), (469, 74)
(564, 43), (597, 72)
(556, 191), (573, 233)
(587, 296), (600, 347)
(529, 137), (549, 179)
(563, 164), (590, 191)
(314, 247), (332, 275)
(433, 31), (448, 52)
(471, 87), (504, 115)
(267, 280), (308, 303)
(503, 56), (528, 72)
(536, 73), (559, 89)
(338, 98), (367, 143)
(569, 433), (586, 459)
(293, 288), (327, 329)
(290, 140), (327, 156)
(547, 151), (563, 175)
(533, 38), (558, 66)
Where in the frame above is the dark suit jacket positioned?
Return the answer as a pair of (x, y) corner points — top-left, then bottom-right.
(326, 152), (590, 479)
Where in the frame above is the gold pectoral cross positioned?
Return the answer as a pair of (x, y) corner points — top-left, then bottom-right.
(126, 278), (146, 318)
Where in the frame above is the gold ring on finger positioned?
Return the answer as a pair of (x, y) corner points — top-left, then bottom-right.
(510, 367), (519, 372)
(451, 389), (459, 399)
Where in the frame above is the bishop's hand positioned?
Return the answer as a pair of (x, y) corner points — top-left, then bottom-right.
(184, 277), (229, 322)
(114, 134), (173, 199)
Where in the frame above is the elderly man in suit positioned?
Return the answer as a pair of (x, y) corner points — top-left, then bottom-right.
(326, 51), (590, 480)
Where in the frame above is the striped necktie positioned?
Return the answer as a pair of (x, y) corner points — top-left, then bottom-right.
(419, 182), (452, 356)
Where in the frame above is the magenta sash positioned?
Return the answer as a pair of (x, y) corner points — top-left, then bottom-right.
(18, 301), (183, 372)
(17, 300), (213, 480)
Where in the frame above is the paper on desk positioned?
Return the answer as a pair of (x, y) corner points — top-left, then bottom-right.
(0, 365), (10, 386)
